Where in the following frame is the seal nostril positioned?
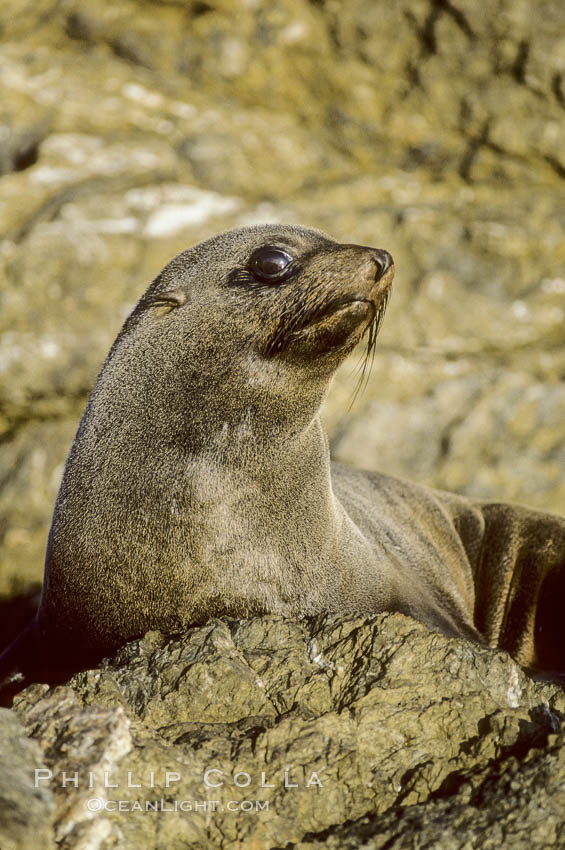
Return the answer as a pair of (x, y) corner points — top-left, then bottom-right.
(372, 250), (393, 281)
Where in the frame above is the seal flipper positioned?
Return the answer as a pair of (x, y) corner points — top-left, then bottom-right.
(471, 503), (565, 673)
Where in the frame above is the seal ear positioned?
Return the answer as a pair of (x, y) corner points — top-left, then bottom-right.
(145, 289), (187, 316)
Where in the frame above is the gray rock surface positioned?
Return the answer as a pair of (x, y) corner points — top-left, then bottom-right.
(10, 614), (565, 849)
(0, 706), (55, 850)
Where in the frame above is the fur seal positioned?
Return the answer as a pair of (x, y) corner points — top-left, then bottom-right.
(1, 223), (565, 699)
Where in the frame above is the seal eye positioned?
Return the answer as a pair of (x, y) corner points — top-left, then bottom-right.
(249, 248), (293, 283)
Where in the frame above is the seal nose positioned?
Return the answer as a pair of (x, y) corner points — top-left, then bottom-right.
(372, 250), (394, 281)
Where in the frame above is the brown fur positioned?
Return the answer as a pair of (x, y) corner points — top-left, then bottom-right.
(1, 224), (564, 698)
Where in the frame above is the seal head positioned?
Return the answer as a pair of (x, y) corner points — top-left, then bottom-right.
(120, 225), (394, 451)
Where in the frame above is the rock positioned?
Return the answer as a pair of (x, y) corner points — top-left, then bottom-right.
(299, 729), (565, 849)
(9, 613), (565, 848)
(0, 706), (55, 850)
(0, 120), (48, 176)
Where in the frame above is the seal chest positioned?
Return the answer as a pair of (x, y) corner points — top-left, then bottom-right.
(2, 223), (565, 693)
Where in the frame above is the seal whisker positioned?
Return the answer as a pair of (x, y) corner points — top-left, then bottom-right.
(348, 301), (379, 409)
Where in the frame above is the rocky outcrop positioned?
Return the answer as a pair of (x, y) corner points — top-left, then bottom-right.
(9, 614), (565, 848)
(0, 707), (55, 850)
